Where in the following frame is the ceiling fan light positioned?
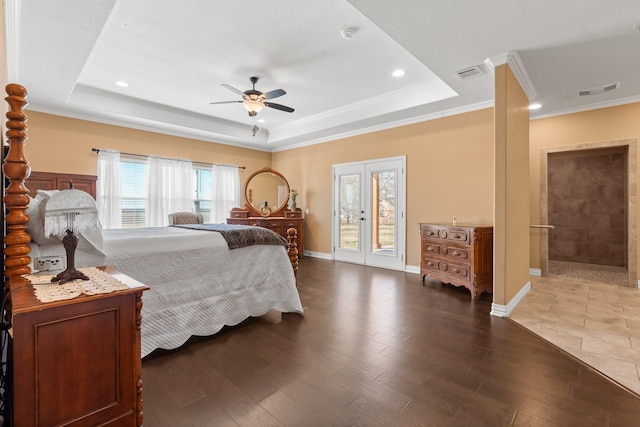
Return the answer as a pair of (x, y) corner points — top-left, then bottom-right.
(243, 100), (265, 114)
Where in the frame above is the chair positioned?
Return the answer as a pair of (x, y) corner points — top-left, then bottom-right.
(168, 212), (204, 225)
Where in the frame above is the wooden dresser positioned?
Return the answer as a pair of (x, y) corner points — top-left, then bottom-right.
(419, 223), (493, 299)
(10, 267), (148, 426)
(227, 208), (304, 256)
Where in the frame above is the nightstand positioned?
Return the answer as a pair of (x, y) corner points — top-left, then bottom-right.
(9, 266), (149, 426)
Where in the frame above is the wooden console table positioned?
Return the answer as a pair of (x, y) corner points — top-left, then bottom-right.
(9, 267), (148, 426)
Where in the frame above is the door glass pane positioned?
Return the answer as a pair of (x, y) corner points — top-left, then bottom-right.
(339, 174), (360, 250)
(371, 170), (395, 254)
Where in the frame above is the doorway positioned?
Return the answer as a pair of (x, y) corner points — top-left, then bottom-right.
(333, 156), (406, 271)
(540, 139), (637, 286)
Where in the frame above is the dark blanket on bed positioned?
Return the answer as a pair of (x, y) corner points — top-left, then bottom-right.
(172, 223), (287, 249)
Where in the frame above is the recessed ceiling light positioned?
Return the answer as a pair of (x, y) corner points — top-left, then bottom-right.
(115, 81), (129, 87)
(257, 119), (266, 123)
(392, 69), (405, 78)
(529, 103), (542, 110)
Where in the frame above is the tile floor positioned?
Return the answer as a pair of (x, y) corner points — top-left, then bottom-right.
(510, 262), (640, 397)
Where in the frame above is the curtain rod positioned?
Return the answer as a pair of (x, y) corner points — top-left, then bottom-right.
(91, 148), (245, 169)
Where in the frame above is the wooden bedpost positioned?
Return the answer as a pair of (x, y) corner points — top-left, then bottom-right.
(286, 227), (298, 278)
(3, 84), (32, 282)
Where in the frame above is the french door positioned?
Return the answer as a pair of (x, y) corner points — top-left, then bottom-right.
(333, 156), (405, 270)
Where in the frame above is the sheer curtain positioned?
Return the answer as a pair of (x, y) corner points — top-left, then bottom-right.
(211, 165), (240, 223)
(146, 156), (193, 226)
(96, 149), (122, 229)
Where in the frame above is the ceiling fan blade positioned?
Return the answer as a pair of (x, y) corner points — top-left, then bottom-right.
(263, 89), (286, 100)
(209, 100), (243, 105)
(221, 84), (245, 97)
(265, 102), (294, 113)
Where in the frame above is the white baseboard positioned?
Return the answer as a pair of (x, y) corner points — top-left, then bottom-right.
(490, 280), (531, 317)
(302, 250), (332, 260)
(405, 264), (420, 274)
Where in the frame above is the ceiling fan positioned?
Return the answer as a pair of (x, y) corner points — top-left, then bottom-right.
(210, 76), (295, 117)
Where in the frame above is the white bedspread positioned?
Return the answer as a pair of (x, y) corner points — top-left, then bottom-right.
(31, 227), (303, 357)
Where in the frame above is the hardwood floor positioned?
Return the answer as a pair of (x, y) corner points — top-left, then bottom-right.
(141, 258), (640, 426)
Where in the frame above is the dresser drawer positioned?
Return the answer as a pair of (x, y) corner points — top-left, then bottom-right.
(422, 256), (441, 271)
(441, 245), (468, 260)
(420, 224), (440, 240)
(440, 227), (470, 244)
(227, 218), (248, 225)
(422, 242), (441, 255)
(229, 210), (249, 218)
(442, 261), (470, 280)
(284, 219), (302, 230)
(421, 224), (470, 244)
(255, 220), (283, 233)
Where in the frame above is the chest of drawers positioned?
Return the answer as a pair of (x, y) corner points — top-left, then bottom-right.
(419, 223), (493, 299)
(227, 211), (304, 256)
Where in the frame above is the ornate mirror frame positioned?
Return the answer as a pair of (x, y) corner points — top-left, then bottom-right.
(243, 167), (290, 217)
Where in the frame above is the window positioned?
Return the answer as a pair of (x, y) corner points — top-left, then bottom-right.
(193, 167), (212, 222)
(120, 159), (147, 228)
(99, 154), (240, 228)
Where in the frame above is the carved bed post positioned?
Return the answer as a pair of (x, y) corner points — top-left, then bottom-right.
(3, 84), (32, 283)
(286, 227), (298, 278)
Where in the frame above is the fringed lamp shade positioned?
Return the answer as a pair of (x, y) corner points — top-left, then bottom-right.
(44, 186), (100, 284)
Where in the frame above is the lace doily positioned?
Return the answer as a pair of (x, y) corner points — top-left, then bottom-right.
(24, 267), (129, 303)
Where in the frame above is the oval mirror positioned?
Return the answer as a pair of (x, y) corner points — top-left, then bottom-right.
(244, 167), (289, 216)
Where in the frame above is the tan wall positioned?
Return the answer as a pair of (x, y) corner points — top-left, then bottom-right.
(494, 64), (530, 305)
(23, 98), (638, 280)
(273, 108), (495, 266)
(24, 111), (272, 186)
(22, 109), (494, 269)
(529, 102), (640, 272)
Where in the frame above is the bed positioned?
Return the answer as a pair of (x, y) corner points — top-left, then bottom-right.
(3, 84), (303, 358)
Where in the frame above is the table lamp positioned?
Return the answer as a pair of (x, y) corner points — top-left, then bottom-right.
(43, 183), (100, 284)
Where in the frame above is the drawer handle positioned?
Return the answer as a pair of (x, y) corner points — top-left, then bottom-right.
(427, 246), (435, 252)
(452, 233), (462, 239)
(427, 231), (435, 236)
(453, 268), (461, 273)
(452, 251), (460, 256)
(427, 261), (435, 267)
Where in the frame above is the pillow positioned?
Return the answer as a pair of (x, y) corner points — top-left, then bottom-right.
(25, 196), (59, 245)
(35, 188), (59, 202)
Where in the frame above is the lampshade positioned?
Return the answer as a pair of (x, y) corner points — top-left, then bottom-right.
(243, 99), (265, 116)
(44, 188), (100, 238)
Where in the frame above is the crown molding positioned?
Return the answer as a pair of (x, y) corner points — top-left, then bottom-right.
(486, 51), (537, 101)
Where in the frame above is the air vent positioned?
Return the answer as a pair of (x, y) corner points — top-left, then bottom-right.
(577, 82), (619, 96)
(604, 83), (619, 92)
(456, 66), (485, 80)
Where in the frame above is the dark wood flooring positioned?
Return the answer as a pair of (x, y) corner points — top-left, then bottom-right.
(141, 258), (640, 426)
